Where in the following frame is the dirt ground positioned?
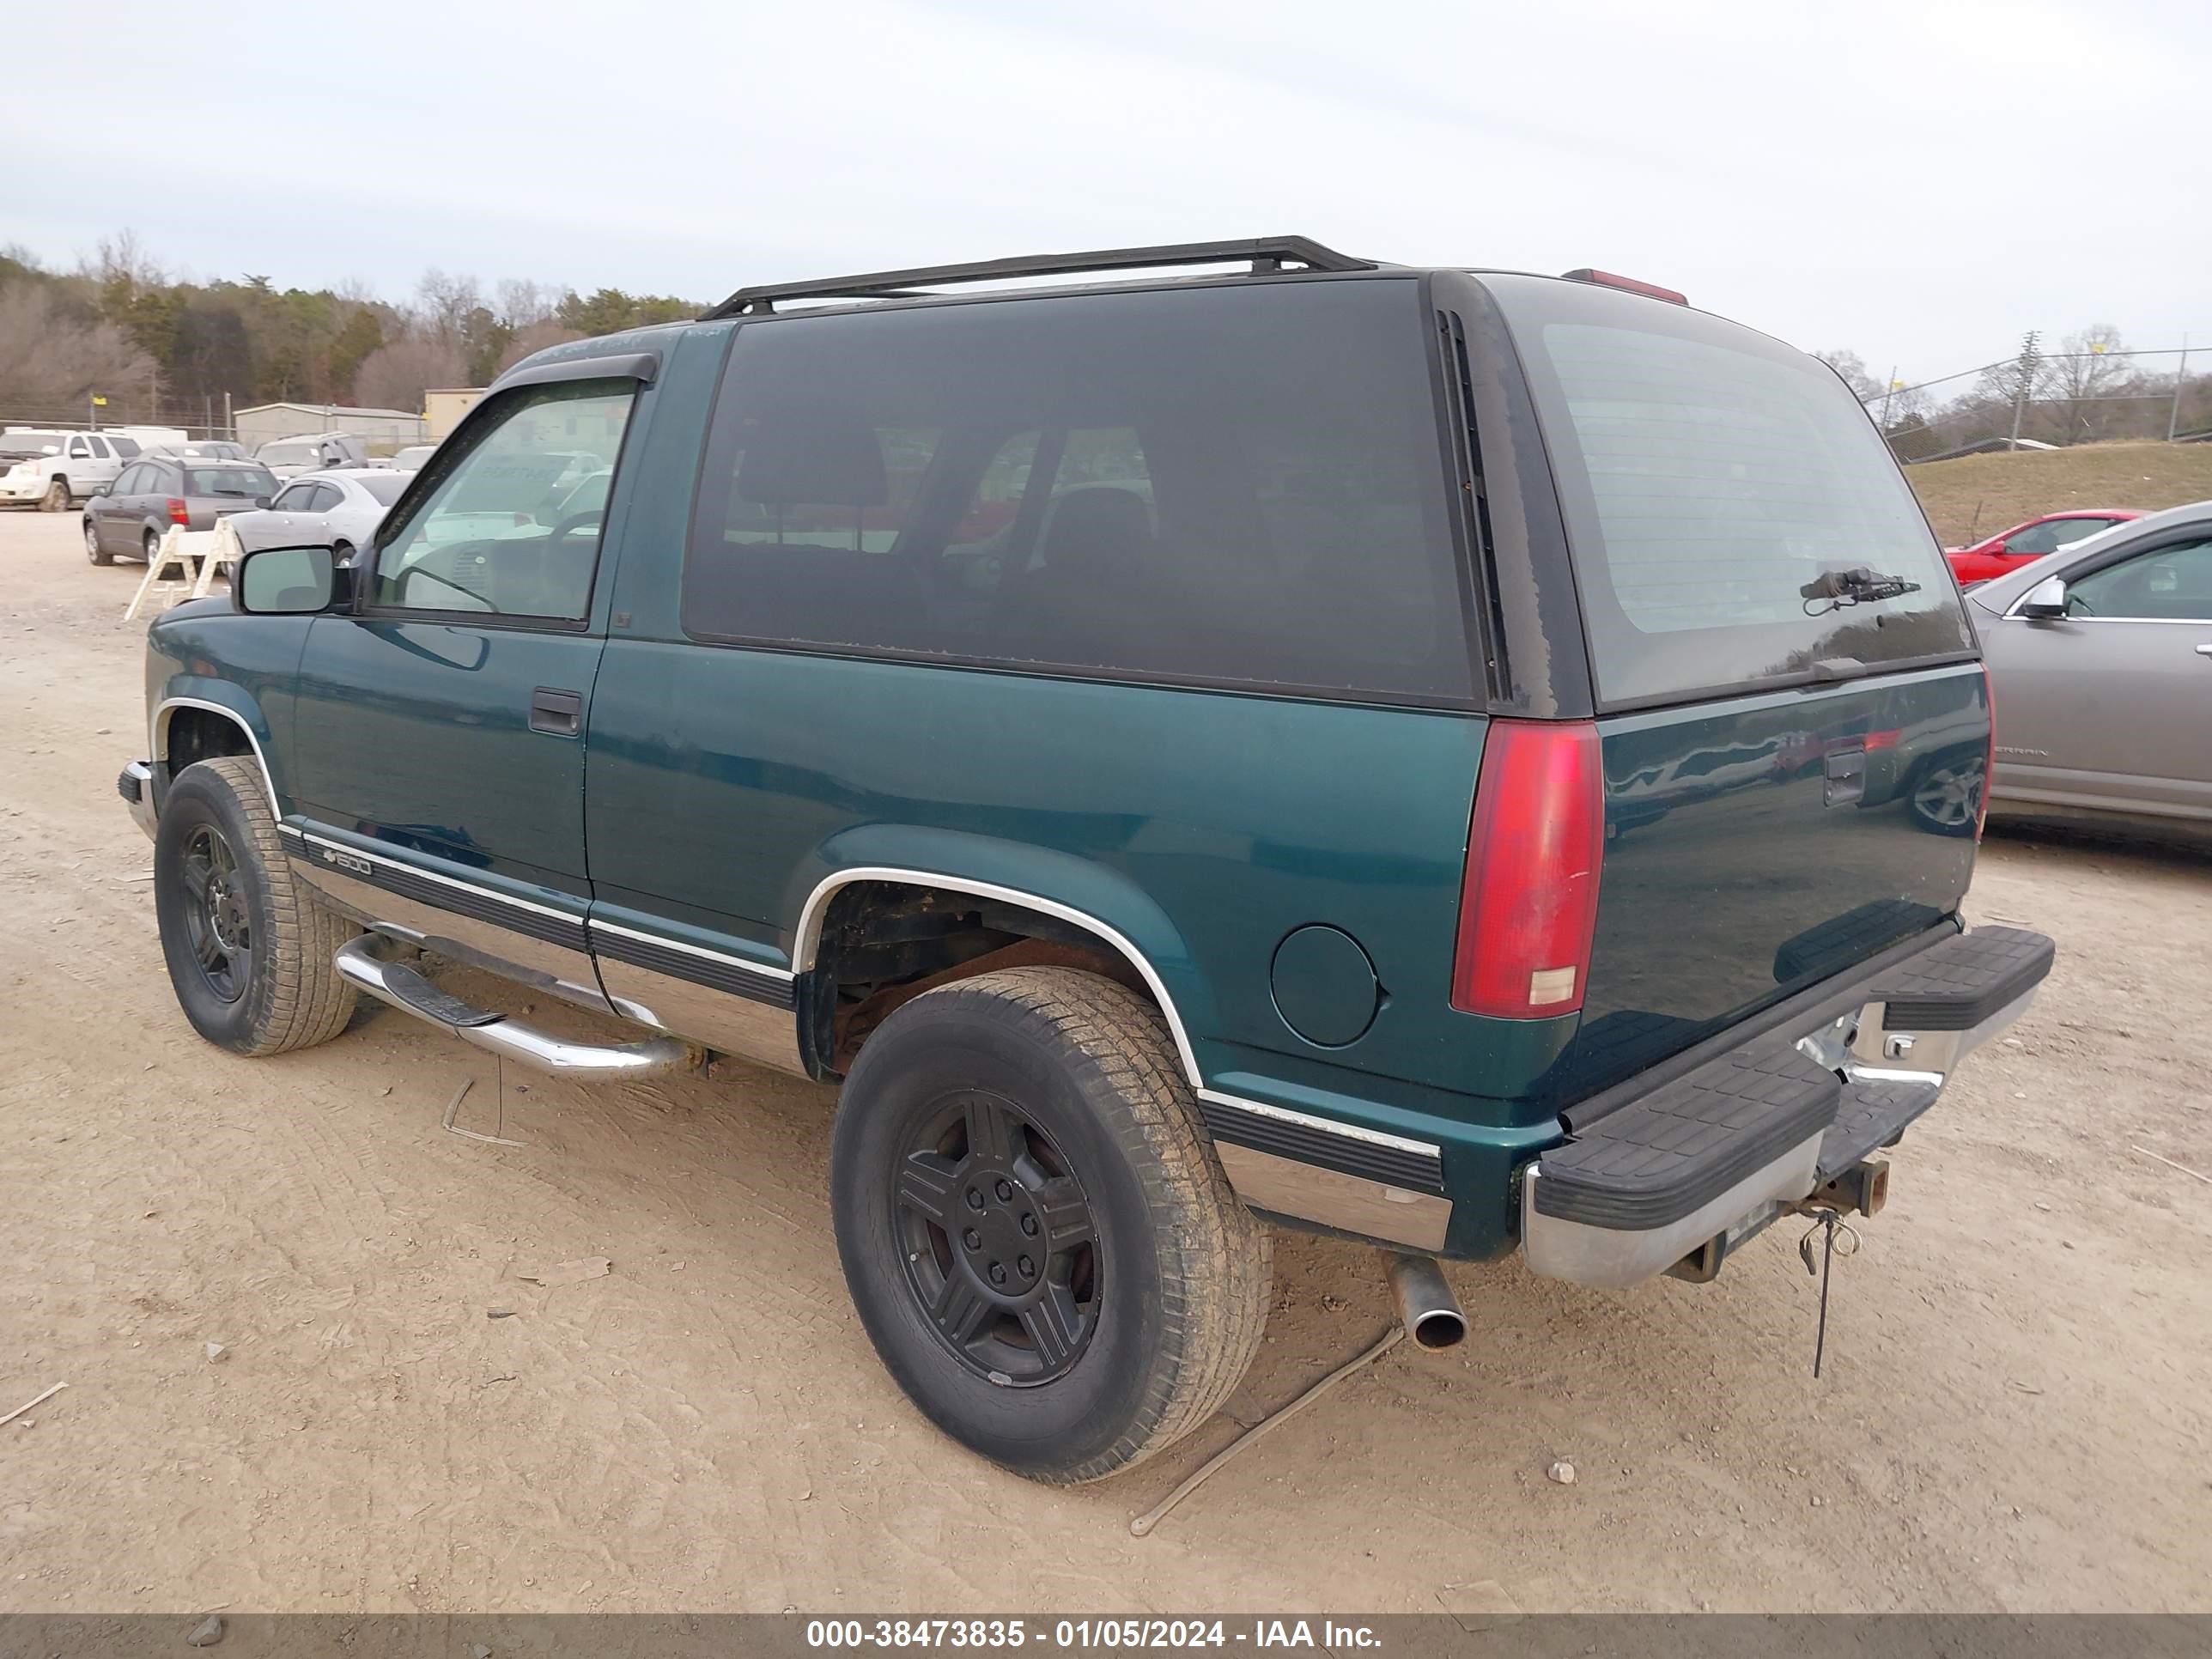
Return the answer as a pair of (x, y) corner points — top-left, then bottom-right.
(3, 509), (2208, 1616)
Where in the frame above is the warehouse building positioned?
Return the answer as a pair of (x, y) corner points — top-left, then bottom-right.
(233, 402), (427, 453)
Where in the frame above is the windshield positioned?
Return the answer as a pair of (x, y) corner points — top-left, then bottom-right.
(3, 434), (62, 458)
(356, 472), (411, 505)
(1485, 275), (1968, 707)
(188, 465), (278, 497)
(258, 441), (316, 465)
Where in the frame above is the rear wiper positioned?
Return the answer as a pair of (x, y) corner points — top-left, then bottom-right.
(1801, 567), (1922, 616)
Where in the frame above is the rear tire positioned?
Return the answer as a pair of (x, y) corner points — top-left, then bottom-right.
(142, 528), (162, 564)
(84, 519), (112, 566)
(831, 967), (1271, 1484)
(154, 756), (360, 1056)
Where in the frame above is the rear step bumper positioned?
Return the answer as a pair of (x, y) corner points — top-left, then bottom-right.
(334, 937), (694, 1078)
(1523, 925), (2054, 1288)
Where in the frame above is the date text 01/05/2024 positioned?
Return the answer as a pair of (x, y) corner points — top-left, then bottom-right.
(804, 1620), (1382, 1649)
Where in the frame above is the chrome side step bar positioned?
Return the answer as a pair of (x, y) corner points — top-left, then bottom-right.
(334, 937), (693, 1078)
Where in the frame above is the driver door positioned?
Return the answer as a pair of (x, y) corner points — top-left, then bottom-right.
(1986, 532), (2212, 820)
(281, 370), (645, 1010)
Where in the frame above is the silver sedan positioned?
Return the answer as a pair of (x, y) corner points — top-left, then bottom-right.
(1970, 499), (2212, 838)
(228, 469), (416, 562)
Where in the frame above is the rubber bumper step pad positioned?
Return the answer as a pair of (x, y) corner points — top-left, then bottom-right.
(1534, 1043), (1840, 1231)
(1868, 925), (2053, 1031)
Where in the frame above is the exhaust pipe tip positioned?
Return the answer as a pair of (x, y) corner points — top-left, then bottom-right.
(1388, 1254), (1468, 1351)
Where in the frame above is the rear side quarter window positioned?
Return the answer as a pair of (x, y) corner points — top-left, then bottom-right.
(680, 280), (1474, 703)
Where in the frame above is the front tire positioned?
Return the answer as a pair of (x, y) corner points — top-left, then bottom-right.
(40, 478), (69, 512)
(831, 967), (1271, 1484)
(154, 756), (359, 1055)
(84, 519), (112, 565)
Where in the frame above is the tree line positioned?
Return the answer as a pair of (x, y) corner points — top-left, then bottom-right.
(0, 234), (701, 430)
(1820, 329), (2212, 459)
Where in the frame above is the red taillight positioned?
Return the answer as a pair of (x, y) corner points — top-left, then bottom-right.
(1561, 267), (1689, 306)
(1452, 720), (1606, 1019)
(1977, 665), (1996, 841)
(165, 498), (190, 526)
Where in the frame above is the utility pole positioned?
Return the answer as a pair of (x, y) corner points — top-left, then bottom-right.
(2008, 330), (2041, 450)
(2171, 335), (2191, 442)
(1880, 364), (1898, 432)
(224, 391), (233, 442)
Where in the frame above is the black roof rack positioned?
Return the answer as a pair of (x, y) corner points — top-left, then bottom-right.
(704, 236), (1376, 319)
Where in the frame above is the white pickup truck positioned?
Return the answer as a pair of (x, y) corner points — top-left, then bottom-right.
(0, 430), (137, 510)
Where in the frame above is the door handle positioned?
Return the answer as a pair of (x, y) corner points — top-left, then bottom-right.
(529, 686), (583, 737)
(2196, 644), (2212, 658)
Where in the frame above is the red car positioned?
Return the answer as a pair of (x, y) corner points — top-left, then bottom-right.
(1945, 509), (2141, 585)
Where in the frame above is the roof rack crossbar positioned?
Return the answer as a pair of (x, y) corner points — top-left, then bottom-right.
(705, 236), (1375, 319)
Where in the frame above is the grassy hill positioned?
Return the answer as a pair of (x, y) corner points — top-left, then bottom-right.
(1906, 441), (2212, 547)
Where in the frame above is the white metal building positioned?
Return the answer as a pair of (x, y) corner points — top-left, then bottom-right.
(234, 403), (427, 453)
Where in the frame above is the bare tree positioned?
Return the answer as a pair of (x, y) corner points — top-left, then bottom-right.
(414, 269), (485, 347)
(351, 334), (468, 414)
(495, 319), (585, 374)
(1816, 349), (1883, 404)
(494, 278), (558, 329)
(2051, 324), (2127, 441)
(0, 283), (155, 410)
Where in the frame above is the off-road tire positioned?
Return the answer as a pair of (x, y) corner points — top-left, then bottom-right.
(40, 477), (69, 512)
(154, 756), (359, 1056)
(84, 519), (112, 565)
(831, 966), (1271, 1484)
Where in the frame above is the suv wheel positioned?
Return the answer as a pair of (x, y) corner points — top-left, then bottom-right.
(142, 527), (163, 564)
(154, 756), (360, 1055)
(1910, 757), (1982, 837)
(40, 477), (69, 512)
(84, 520), (112, 566)
(831, 967), (1271, 1484)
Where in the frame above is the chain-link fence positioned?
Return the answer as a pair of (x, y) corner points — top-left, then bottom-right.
(1854, 342), (2212, 465)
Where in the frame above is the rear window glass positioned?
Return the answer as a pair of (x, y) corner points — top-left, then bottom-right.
(682, 280), (1471, 702)
(356, 472), (411, 505)
(188, 466), (276, 496)
(109, 436), (141, 457)
(1485, 276), (1968, 706)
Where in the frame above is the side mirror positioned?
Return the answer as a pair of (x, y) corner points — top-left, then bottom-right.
(2018, 575), (2069, 620)
(90, 483), (112, 496)
(251, 495), (272, 510)
(235, 544), (343, 615)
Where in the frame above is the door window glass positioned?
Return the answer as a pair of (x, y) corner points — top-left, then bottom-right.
(2011, 518), (2110, 556)
(273, 483), (319, 511)
(372, 380), (636, 621)
(2066, 539), (2212, 621)
(112, 465), (148, 495)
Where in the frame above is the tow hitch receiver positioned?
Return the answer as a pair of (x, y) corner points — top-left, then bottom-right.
(1803, 1158), (1888, 1218)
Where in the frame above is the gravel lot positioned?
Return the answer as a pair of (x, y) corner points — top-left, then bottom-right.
(2, 507), (2207, 1614)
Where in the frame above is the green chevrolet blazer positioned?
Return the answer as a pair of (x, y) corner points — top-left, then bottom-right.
(121, 238), (2054, 1483)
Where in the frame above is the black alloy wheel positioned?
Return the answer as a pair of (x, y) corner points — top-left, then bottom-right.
(893, 1089), (1101, 1386)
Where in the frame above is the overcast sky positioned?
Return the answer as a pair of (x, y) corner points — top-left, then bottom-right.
(7, 0), (2206, 384)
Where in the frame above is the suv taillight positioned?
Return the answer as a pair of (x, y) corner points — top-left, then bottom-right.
(1451, 720), (1606, 1018)
(1977, 665), (1996, 841)
(166, 498), (190, 526)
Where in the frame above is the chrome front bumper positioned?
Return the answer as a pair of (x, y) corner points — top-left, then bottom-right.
(119, 761), (159, 842)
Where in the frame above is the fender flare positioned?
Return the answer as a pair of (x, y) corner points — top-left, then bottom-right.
(152, 695), (278, 808)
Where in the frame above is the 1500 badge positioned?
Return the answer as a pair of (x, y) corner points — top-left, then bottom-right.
(321, 848), (374, 876)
